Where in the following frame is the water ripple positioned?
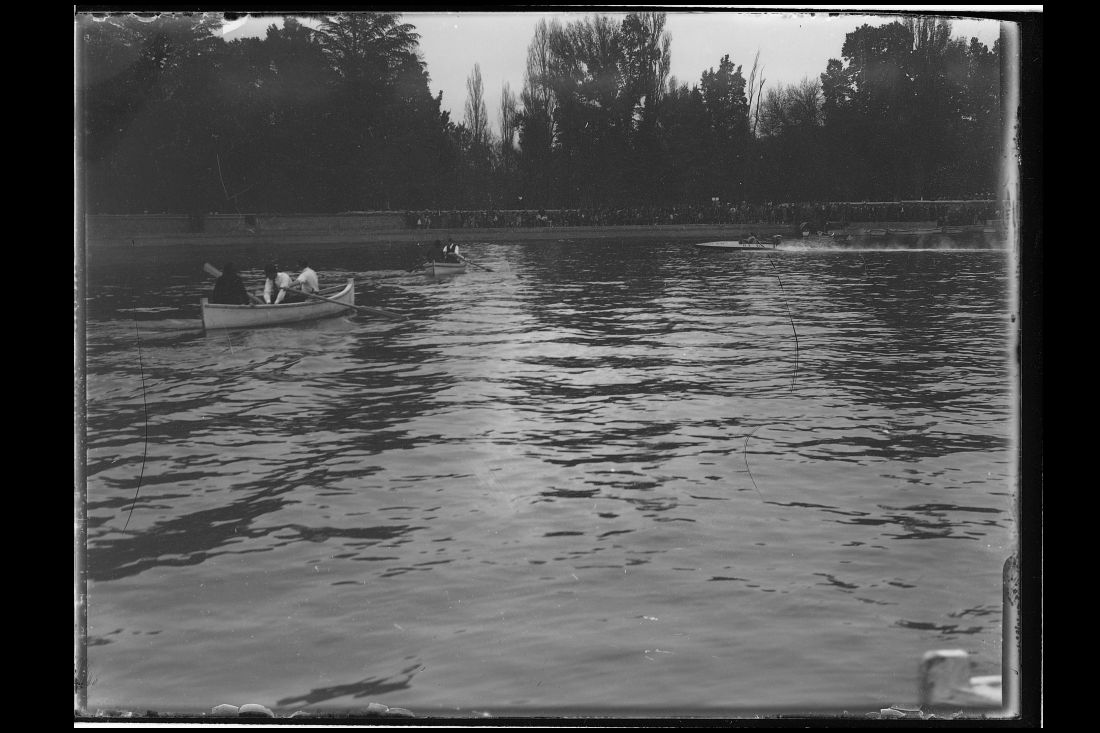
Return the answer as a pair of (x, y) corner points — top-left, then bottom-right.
(82, 242), (1016, 711)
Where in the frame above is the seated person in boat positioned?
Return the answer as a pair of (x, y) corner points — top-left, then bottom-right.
(263, 263), (301, 304)
(211, 261), (251, 305)
(443, 238), (461, 263)
(427, 239), (446, 263)
(744, 232), (759, 244)
(295, 259), (319, 294)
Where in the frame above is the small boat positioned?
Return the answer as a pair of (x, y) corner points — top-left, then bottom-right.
(693, 241), (771, 250)
(201, 279), (355, 331)
(425, 260), (467, 275)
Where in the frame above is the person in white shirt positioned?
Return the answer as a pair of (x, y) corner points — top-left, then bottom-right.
(295, 259), (319, 294)
(444, 238), (461, 263)
(263, 263), (294, 304)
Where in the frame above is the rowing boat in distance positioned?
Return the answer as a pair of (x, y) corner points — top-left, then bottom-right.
(694, 240), (773, 250)
(695, 234), (852, 251)
(201, 279), (355, 330)
(425, 260), (467, 275)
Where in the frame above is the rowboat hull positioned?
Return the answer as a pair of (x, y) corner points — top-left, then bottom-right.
(426, 261), (467, 275)
(201, 279), (355, 330)
(694, 241), (771, 250)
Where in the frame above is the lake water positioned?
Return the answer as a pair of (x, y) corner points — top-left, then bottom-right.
(79, 238), (1018, 717)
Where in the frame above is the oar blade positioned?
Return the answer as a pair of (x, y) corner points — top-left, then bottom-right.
(291, 284), (404, 321)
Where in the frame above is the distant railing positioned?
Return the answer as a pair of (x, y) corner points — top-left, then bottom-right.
(84, 201), (1009, 239)
(402, 201), (1005, 230)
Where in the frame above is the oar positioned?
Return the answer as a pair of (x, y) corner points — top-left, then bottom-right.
(203, 262), (264, 304)
(288, 284), (405, 321)
(457, 254), (493, 272)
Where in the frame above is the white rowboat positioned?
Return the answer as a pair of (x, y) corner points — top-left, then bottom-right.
(201, 279), (356, 330)
(694, 241), (771, 250)
(426, 261), (467, 275)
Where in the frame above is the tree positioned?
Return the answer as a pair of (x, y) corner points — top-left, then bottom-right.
(79, 12), (226, 214)
(458, 63), (495, 206)
(517, 17), (559, 207)
(662, 80), (711, 205)
(547, 14), (627, 206)
(700, 54), (750, 202)
(316, 12), (420, 84)
(959, 37), (1002, 196)
(620, 12), (671, 133)
(80, 11), (1003, 215)
(745, 50), (766, 137)
(499, 82), (519, 160)
(214, 19), (337, 212)
(464, 63), (490, 151)
(386, 51), (450, 208)
(313, 13), (442, 209)
(495, 82), (521, 207)
(619, 12), (672, 202)
(816, 17), (994, 200)
(759, 77), (822, 136)
(754, 77), (826, 201)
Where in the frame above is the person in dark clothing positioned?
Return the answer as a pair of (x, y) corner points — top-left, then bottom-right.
(211, 262), (252, 305)
(426, 239), (447, 263)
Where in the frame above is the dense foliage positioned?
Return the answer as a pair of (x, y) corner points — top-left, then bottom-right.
(78, 12), (1004, 214)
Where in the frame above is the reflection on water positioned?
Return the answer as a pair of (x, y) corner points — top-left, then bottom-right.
(81, 240), (1015, 714)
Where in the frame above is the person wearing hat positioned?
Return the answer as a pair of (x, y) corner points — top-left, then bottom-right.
(262, 263), (294, 304)
(211, 261), (251, 305)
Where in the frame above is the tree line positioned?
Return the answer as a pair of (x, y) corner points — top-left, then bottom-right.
(78, 12), (1004, 215)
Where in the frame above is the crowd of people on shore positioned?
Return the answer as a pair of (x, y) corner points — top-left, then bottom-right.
(404, 198), (1004, 231)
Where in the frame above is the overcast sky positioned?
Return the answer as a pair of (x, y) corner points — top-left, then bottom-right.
(221, 10), (1006, 131)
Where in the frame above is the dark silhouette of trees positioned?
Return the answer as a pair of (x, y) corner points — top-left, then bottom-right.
(496, 82), (521, 207)
(752, 77), (826, 202)
(459, 64), (494, 207)
(699, 54), (751, 204)
(818, 18), (1001, 200)
(662, 80), (711, 205)
(546, 14), (630, 207)
(78, 12), (1005, 216)
(79, 11), (449, 214)
(214, 18), (336, 212)
(314, 13), (443, 209)
(81, 13), (226, 214)
(516, 18), (558, 208)
(620, 12), (672, 203)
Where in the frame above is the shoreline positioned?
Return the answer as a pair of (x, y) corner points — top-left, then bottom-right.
(83, 222), (1004, 249)
(85, 224), (791, 249)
